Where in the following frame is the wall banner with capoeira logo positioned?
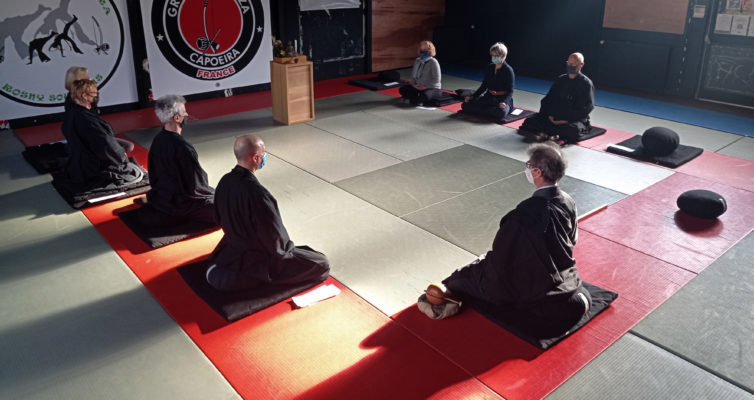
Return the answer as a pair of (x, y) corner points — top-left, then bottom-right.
(0, 0), (139, 120)
(141, 0), (272, 98)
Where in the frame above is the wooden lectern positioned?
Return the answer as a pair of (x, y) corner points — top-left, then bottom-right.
(270, 55), (315, 125)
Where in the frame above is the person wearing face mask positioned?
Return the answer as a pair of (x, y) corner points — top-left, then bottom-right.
(460, 42), (515, 122)
(133, 95), (216, 226)
(56, 79), (144, 195)
(520, 52), (594, 143)
(63, 67), (134, 152)
(205, 134), (330, 292)
(398, 40), (442, 106)
(436, 143), (590, 337)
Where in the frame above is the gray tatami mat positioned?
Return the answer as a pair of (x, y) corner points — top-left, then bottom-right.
(251, 122), (401, 182)
(314, 90), (395, 120)
(632, 231), (754, 393)
(365, 104), (504, 144)
(0, 131), (239, 400)
(546, 333), (754, 400)
(308, 110), (462, 161)
(336, 145), (523, 217)
(718, 136), (754, 162)
(403, 173), (626, 255)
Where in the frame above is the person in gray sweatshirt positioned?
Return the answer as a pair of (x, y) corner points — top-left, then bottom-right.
(399, 40), (442, 105)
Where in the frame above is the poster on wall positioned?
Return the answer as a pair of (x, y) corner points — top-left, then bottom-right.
(140, 0), (272, 99)
(0, 0), (139, 121)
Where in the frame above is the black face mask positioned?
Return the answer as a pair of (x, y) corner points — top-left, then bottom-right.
(91, 95), (100, 107)
(179, 115), (188, 129)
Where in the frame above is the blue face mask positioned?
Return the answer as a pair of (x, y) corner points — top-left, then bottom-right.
(566, 63), (579, 75)
(491, 56), (502, 65)
(420, 50), (429, 59)
(258, 153), (267, 170)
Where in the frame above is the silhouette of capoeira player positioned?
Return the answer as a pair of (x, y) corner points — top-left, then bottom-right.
(27, 31), (57, 64)
(49, 15), (83, 57)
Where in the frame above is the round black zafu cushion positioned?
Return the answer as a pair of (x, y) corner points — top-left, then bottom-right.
(642, 127), (680, 156)
(677, 190), (727, 219)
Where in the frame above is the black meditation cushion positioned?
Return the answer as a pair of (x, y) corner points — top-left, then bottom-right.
(677, 190), (727, 219)
(455, 88), (475, 98)
(642, 127), (680, 156)
(378, 70), (401, 82)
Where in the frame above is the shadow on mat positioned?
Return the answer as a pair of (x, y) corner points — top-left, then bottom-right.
(293, 305), (542, 400)
(0, 182), (75, 220)
(0, 287), (177, 396)
(0, 224), (112, 284)
(673, 210), (724, 236)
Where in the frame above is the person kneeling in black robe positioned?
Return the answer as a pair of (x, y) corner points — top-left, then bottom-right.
(56, 79), (144, 194)
(461, 42), (515, 122)
(520, 52), (594, 143)
(206, 135), (330, 292)
(136, 94), (216, 226)
(439, 143), (590, 337)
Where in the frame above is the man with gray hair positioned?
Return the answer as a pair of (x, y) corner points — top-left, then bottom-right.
(432, 142), (590, 338)
(141, 94), (216, 226)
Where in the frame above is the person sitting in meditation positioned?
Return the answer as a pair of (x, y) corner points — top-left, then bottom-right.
(56, 79), (143, 194)
(206, 134), (330, 291)
(63, 66), (134, 152)
(398, 40), (443, 106)
(137, 94), (216, 225)
(435, 142), (590, 337)
(519, 52), (594, 143)
(461, 42), (515, 122)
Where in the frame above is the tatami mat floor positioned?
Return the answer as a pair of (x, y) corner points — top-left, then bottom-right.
(1, 75), (753, 399)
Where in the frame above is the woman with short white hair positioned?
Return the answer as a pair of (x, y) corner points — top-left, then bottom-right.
(461, 42), (516, 121)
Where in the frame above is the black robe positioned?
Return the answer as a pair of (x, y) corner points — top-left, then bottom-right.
(58, 103), (143, 193)
(207, 166), (329, 292)
(461, 62), (515, 121)
(443, 186), (586, 334)
(539, 73), (594, 123)
(146, 129), (214, 219)
(520, 73), (594, 142)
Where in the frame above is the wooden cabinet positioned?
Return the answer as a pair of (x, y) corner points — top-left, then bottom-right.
(270, 57), (315, 125)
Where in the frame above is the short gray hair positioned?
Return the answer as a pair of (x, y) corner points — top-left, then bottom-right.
(490, 42), (508, 57)
(154, 94), (187, 124)
(526, 142), (567, 183)
(65, 66), (88, 91)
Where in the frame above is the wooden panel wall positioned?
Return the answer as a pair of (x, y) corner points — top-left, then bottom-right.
(603, 0), (689, 34)
(371, 0), (446, 72)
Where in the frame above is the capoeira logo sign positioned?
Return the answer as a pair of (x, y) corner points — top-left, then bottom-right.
(0, 0), (125, 107)
(151, 0), (264, 80)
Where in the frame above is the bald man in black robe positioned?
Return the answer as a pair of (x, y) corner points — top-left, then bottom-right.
(206, 135), (330, 292)
(520, 52), (595, 143)
(441, 143), (590, 337)
(140, 95), (215, 225)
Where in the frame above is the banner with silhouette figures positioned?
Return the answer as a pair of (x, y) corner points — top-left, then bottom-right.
(139, 0), (272, 99)
(0, 0), (138, 121)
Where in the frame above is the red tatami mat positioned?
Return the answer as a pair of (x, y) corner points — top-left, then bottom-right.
(677, 150), (754, 193)
(392, 229), (694, 400)
(81, 195), (500, 399)
(313, 74), (371, 99)
(580, 173), (754, 273)
(577, 127), (636, 151)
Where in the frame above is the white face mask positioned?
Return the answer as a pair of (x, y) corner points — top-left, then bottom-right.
(525, 167), (534, 184)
